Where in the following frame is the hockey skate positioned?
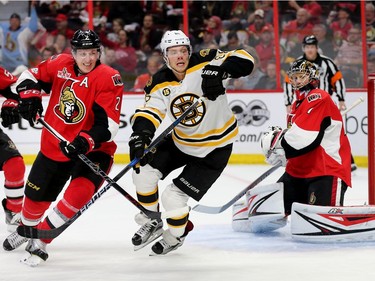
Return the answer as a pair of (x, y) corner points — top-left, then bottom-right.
(20, 239), (48, 267)
(150, 220), (194, 256)
(132, 213), (163, 251)
(3, 230), (28, 251)
(2, 199), (21, 232)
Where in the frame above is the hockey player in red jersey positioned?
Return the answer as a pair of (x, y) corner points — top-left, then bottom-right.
(3, 29), (124, 266)
(261, 59), (351, 215)
(128, 30), (254, 255)
(0, 66), (26, 233)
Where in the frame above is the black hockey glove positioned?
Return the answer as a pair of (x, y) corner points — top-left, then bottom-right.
(201, 65), (227, 101)
(60, 132), (95, 159)
(18, 94), (43, 127)
(1, 99), (20, 127)
(128, 130), (153, 174)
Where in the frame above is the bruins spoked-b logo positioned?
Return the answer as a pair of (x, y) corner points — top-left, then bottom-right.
(170, 94), (205, 127)
(54, 80), (85, 123)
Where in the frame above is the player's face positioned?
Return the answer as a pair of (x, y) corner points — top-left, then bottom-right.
(289, 71), (309, 89)
(166, 46), (189, 74)
(73, 48), (100, 74)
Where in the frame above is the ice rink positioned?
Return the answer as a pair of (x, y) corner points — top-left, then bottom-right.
(0, 164), (374, 281)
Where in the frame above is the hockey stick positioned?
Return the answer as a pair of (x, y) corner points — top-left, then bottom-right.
(17, 98), (203, 239)
(192, 162), (282, 214)
(341, 97), (364, 116)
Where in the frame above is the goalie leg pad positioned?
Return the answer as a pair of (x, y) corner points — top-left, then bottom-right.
(232, 183), (286, 233)
(291, 202), (375, 243)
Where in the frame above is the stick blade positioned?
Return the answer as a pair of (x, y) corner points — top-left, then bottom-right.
(17, 225), (65, 239)
(192, 204), (226, 214)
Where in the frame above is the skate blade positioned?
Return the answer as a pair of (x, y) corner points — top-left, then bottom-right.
(133, 230), (163, 251)
(20, 253), (44, 267)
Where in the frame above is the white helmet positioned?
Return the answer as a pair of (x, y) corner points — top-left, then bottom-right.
(160, 30), (191, 56)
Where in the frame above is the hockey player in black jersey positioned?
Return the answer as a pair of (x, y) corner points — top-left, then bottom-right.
(128, 30), (254, 255)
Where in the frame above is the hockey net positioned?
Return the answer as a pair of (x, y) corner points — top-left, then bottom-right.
(368, 75), (375, 205)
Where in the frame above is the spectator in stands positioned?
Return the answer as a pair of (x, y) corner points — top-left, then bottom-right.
(100, 29), (138, 86)
(368, 57), (375, 74)
(312, 24), (336, 58)
(255, 25), (274, 73)
(50, 13), (75, 39)
(106, 18), (125, 43)
(329, 6), (353, 41)
(365, 3), (375, 44)
(193, 28), (218, 52)
(288, 0), (323, 24)
(53, 33), (71, 54)
(249, 0), (274, 24)
(254, 60), (277, 89)
(230, 49), (265, 90)
(41, 46), (57, 61)
(132, 54), (163, 92)
(0, 4), (38, 72)
(79, 0), (109, 28)
(132, 14), (163, 56)
(206, 15), (223, 45)
(247, 9), (273, 47)
(280, 8), (314, 57)
(221, 30), (246, 51)
(335, 26), (363, 88)
(102, 48), (126, 75)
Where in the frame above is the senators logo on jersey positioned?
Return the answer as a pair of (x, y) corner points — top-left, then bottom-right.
(54, 80), (85, 123)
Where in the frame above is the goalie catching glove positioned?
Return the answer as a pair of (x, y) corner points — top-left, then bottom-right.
(201, 65), (228, 101)
(260, 126), (287, 166)
(59, 132), (95, 159)
(129, 130), (154, 174)
(1, 99), (20, 127)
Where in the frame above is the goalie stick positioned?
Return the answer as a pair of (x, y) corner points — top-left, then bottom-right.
(192, 162), (282, 214)
(341, 97), (364, 116)
(17, 98), (204, 239)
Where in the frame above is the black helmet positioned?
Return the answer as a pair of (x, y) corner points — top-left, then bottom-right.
(287, 59), (320, 90)
(71, 29), (101, 50)
(302, 35), (318, 46)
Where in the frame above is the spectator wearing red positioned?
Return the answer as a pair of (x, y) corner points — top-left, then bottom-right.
(50, 13), (75, 39)
(247, 9), (273, 46)
(100, 29), (137, 73)
(329, 7), (353, 41)
(255, 25), (274, 73)
(206, 15), (223, 45)
(280, 8), (313, 56)
(132, 54), (163, 92)
(288, 0), (323, 24)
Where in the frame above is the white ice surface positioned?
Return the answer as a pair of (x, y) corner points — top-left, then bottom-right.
(0, 164), (374, 281)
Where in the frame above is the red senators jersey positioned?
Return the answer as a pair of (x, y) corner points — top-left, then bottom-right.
(0, 67), (18, 99)
(282, 88), (351, 186)
(17, 54), (124, 161)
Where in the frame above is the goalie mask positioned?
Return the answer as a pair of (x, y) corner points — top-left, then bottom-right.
(287, 60), (320, 95)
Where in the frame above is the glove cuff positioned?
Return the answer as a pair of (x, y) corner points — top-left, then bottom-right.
(79, 132), (95, 152)
(19, 89), (42, 99)
(2, 99), (19, 108)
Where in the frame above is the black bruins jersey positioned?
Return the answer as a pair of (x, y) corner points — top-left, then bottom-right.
(131, 48), (254, 157)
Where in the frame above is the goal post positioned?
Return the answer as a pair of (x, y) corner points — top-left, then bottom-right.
(368, 74), (375, 205)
